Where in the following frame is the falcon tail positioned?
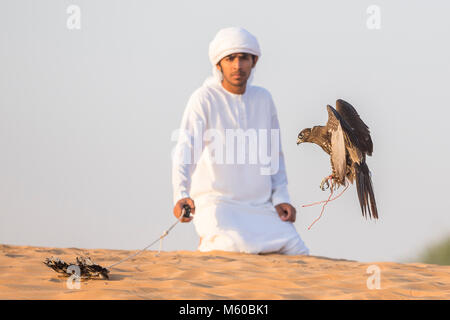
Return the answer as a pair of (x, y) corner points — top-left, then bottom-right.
(354, 160), (378, 219)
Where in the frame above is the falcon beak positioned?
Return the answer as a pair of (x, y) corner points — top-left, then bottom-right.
(297, 138), (302, 145)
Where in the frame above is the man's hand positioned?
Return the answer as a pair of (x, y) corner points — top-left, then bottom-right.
(173, 197), (195, 223)
(275, 203), (296, 222)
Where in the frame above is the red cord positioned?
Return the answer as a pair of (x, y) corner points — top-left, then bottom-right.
(303, 177), (349, 230)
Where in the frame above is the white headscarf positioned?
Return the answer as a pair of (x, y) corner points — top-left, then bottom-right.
(203, 27), (261, 87)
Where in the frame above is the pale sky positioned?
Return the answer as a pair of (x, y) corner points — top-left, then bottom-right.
(1, 0), (449, 263)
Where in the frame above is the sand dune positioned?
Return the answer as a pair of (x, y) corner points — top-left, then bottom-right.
(0, 244), (449, 299)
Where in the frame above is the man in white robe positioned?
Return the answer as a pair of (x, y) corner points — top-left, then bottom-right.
(172, 27), (309, 255)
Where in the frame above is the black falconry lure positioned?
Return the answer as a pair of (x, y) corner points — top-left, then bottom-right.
(297, 99), (378, 219)
(43, 256), (110, 279)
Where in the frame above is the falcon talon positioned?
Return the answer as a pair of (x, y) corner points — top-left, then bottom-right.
(331, 179), (339, 191)
(319, 177), (330, 191)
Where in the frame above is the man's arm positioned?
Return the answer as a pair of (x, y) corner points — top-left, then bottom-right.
(269, 95), (296, 222)
(171, 92), (206, 221)
(269, 97), (291, 207)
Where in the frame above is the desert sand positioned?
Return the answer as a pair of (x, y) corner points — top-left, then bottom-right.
(0, 244), (449, 299)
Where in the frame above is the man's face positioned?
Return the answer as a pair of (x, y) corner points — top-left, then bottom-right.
(216, 53), (258, 88)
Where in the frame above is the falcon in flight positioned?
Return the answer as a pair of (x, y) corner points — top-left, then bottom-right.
(296, 99), (378, 219)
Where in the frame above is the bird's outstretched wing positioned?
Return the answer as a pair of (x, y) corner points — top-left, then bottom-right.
(330, 102), (378, 219)
(336, 99), (373, 155)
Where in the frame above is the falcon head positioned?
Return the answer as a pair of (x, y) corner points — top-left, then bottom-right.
(297, 128), (311, 145)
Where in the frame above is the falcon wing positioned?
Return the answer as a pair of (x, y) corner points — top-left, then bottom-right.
(326, 105), (347, 183)
(336, 99), (373, 155)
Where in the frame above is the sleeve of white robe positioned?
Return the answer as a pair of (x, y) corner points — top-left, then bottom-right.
(171, 92), (207, 206)
(269, 94), (292, 207)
